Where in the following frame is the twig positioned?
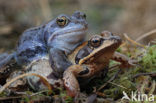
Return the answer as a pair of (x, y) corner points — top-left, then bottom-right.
(30, 90), (49, 97)
(121, 29), (156, 47)
(136, 29), (156, 42)
(148, 81), (155, 95)
(107, 81), (128, 90)
(0, 90), (49, 101)
(108, 64), (120, 72)
(0, 73), (52, 94)
(133, 72), (156, 79)
(123, 33), (146, 48)
(151, 39), (156, 44)
(0, 96), (23, 101)
(120, 42), (126, 47)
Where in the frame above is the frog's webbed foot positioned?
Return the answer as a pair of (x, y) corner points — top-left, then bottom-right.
(49, 48), (72, 78)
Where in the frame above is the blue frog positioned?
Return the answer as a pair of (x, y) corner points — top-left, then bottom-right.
(0, 11), (88, 78)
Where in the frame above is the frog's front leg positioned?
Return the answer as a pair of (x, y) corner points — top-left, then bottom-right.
(63, 65), (86, 97)
(49, 48), (72, 78)
(112, 52), (136, 68)
(63, 65), (80, 97)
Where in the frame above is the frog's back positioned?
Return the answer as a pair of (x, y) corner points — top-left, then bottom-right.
(15, 25), (48, 65)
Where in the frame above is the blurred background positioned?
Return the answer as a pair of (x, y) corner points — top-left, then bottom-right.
(0, 0), (156, 51)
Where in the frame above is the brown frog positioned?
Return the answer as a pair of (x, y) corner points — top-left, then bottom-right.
(63, 33), (122, 97)
(63, 31), (136, 98)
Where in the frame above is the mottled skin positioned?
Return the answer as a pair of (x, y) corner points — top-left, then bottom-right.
(63, 34), (122, 97)
(0, 11), (88, 78)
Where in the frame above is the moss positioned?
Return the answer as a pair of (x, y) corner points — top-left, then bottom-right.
(141, 45), (156, 71)
(133, 45), (156, 73)
(101, 69), (136, 100)
(90, 45), (156, 100)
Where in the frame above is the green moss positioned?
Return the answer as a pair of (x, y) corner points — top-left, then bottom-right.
(133, 45), (156, 73)
(102, 69), (136, 99)
(141, 45), (156, 70)
(90, 45), (156, 100)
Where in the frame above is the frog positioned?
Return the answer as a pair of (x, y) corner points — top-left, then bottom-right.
(63, 31), (137, 98)
(0, 11), (88, 79)
(63, 33), (122, 97)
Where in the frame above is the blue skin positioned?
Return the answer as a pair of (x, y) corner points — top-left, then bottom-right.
(0, 11), (88, 78)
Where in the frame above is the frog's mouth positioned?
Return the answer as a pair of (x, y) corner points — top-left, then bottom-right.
(79, 36), (122, 64)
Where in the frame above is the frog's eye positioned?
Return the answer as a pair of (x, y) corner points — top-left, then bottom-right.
(90, 36), (102, 48)
(56, 16), (68, 27)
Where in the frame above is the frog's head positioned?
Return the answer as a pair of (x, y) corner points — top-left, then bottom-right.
(76, 33), (122, 65)
(45, 11), (88, 54)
